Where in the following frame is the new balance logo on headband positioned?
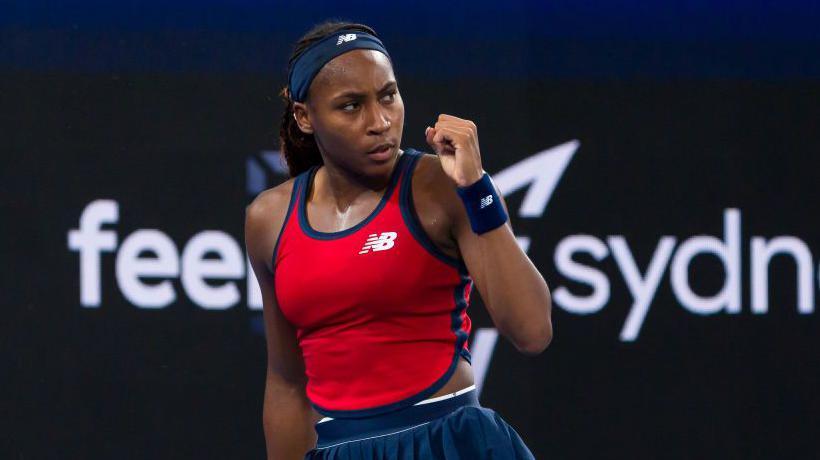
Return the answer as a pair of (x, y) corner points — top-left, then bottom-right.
(337, 33), (358, 45)
(359, 232), (397, 254)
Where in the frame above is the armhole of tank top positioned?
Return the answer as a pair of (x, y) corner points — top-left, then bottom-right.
(270, 175), (302, 274)
(399, 151), (466, 270)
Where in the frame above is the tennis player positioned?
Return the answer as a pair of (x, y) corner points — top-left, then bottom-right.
(245, 20), (552, 459)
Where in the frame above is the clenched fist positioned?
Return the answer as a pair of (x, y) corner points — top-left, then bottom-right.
(425, 114), (484, 187)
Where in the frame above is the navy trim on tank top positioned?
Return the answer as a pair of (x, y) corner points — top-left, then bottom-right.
(270, 178), (302, 271)
(308, 148), (473, 419)
(399, 150), (472, 363)
(398, 150), (466, 270)
(298, 151), (409, 240)
(289, 148), (474, 419)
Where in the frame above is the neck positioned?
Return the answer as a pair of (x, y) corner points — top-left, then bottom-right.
(313, 153), (401, 210)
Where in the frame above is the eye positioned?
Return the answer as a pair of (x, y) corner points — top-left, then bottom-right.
(381, 90), (397, 103)
(341, 101), (359, 112)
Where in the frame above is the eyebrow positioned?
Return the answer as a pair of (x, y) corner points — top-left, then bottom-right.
(332, 81), (397, 100)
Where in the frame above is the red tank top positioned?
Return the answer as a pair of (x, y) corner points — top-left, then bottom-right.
(272, 148), (473, 418)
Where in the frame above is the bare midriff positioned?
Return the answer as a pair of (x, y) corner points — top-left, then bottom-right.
(429, 356), (475, 398)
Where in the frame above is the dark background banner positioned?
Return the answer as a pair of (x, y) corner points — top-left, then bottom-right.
(4, 2), (819, 459)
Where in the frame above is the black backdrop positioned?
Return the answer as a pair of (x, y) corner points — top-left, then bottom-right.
(4, 2), (820, 459)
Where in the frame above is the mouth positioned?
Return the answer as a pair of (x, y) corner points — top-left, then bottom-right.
(366, 142), (395, 160)
(367, 142), (395, 155)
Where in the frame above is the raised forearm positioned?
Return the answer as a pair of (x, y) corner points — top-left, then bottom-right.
(424, 114), (552, 354)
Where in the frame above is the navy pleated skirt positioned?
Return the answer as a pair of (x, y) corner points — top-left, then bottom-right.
(304, 387), (535, 459)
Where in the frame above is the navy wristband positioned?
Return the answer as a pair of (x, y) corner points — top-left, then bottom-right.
(456, 173), (509, 235)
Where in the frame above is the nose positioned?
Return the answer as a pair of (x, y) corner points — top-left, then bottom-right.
(365, 102), (391, 135)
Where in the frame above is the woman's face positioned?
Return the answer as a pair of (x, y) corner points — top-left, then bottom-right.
(293, 49), (405, 176)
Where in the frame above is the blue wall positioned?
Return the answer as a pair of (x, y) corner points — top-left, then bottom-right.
(3, 1), (820, 77)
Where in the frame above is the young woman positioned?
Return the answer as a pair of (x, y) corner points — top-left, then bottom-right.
(245, 21), (552, 459)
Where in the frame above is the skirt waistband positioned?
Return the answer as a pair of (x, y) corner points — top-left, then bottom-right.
(314, 387), (480, 449)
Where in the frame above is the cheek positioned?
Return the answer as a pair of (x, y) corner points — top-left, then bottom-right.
(322, 124), (355, 148)
(315, 113), (356, 141)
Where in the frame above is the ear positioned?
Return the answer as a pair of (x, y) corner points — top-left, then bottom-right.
(292, 102), (314, 135)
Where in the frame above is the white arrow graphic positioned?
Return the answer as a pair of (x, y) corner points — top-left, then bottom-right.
(492, 140), (580, 218)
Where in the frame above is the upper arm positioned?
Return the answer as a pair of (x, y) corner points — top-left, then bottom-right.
(244, 183), (307, 385)
(246, 182), (319, 456)
(414, 154), (513, 306)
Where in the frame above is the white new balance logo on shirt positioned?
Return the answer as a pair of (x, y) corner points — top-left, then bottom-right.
(359, 232), (397, 254)
(337, 33), (358, 45)
(480, 195), (493, 209)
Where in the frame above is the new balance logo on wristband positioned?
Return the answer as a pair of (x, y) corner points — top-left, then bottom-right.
(359, 232), (398, 254)
(337, 34), (358, 45)
(480, 195), (494, 209)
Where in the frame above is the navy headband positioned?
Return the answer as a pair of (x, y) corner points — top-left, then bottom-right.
(287, 29), (391, 103)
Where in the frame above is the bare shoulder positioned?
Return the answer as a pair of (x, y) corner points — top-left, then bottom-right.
(407, 152), (465, 257)
(245, 178), (297, 271)
(411, 152), (464, 221)
(246, 178), (297, 224)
